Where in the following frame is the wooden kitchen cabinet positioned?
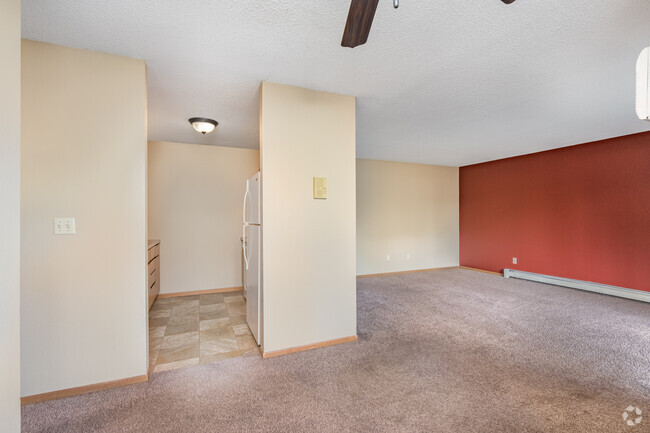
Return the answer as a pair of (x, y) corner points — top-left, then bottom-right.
(148, 240), (160, 310)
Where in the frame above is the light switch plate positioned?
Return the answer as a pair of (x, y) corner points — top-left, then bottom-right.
(54, 217), (75, 235)
(313, 177), (328, 199)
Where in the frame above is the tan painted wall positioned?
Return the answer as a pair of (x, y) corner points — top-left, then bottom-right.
(21, 40), (148, 397)
(0, 0), (21, 429)
(356, 159), (459, 276)
(260, 81), (357, 353)
(148, 141), (260, 294)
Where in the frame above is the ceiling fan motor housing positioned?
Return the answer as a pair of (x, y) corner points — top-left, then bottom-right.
(342, 0), (516, 48)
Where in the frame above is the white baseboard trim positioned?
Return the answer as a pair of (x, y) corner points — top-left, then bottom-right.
(503, 269), (650, 303)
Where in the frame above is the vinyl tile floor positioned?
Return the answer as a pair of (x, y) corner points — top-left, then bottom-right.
(148, 291), (259, 373)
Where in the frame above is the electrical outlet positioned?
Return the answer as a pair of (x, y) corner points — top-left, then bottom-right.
(512, 257), (517, 265)
(54, 217), (75, 235)
(406, 253), (411, 260)
(386, 254), (391, 261)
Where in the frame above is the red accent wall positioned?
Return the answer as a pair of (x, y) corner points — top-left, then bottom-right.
(459, 132), (650, 292)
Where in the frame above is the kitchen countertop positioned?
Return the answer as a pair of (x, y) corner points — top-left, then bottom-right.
(148, 239), (160, 249)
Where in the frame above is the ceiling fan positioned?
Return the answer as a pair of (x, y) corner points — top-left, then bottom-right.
(341, 0), (517, 48)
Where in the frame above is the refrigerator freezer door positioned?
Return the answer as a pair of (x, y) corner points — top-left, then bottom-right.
(245, 225), (260, 344)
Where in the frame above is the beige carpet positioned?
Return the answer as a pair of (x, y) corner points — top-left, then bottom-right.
(22, 268), (650, 432)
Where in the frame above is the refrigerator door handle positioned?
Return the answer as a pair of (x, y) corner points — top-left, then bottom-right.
(242, 180), (250, 225)
(243, 224), (249, 271)
(242, 180), (250, 271)
(245, 240), (252, 271)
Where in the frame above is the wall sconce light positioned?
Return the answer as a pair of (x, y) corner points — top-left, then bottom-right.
(188, 117), (219, 135)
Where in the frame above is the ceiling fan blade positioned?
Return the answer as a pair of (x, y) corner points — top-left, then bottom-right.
(501, 0), (516, 3)
(341, 0), (380, 48)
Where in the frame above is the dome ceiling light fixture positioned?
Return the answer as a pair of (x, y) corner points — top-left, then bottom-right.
(188, 117), (219, 135)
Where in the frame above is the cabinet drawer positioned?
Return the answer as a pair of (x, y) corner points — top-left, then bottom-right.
(149, 279), (160, 303)
(148, 258), (157, 279)
(148, 244), (159, 262)
(148, 267), (157, 288)
(149, 279), (159, 296)
(148, 285), (157, 310)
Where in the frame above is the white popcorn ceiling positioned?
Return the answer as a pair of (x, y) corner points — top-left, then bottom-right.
(21, 0), (650, 166)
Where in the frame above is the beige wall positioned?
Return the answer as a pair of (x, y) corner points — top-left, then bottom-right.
(0, 0), (21, 429)
(356, 159), (459, 276)
(148, 141), (259, 294)
(260, 81), (357, 353)
(21, 41), (148, 397)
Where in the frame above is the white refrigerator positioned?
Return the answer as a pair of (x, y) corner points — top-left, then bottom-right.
(242, 171), (261, 344)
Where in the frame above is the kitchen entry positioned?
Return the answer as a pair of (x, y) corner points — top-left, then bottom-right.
(146, 165), (263, 374)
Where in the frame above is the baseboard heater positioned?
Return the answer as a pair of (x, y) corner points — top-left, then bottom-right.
(503, 269), (650, 303)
